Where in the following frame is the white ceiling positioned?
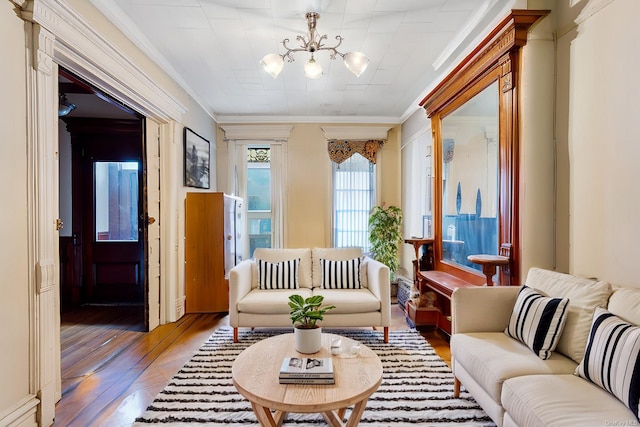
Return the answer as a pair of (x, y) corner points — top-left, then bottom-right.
(90, 0), (518, 123)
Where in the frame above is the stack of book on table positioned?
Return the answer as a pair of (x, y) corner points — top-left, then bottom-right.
(279, 357), (334, 384)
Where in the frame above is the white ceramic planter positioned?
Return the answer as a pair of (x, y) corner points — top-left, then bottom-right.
(294, 327), (322, 354)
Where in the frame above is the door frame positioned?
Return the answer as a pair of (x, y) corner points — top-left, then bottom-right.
(22, 0), (188, 423)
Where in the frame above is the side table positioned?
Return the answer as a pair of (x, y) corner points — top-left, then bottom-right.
(467, 254), (510, 286)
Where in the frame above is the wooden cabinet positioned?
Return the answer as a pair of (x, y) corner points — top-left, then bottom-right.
(185, 192), (244, 313)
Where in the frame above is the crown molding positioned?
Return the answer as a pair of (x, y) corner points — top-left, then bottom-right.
(219, 124), (293, 140)
(215, 115), (401, 125)
(574, 0), (616, 25)
(88, 0), (215, 120)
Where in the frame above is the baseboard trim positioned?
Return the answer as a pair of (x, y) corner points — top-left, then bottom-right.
(0, 395), (39, 427)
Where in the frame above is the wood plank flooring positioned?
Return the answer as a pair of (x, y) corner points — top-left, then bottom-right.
(55, 303), (450, 427)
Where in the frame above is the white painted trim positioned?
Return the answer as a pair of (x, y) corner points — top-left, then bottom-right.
(320, 125), (392, 140)
(219, 124), (293, 140)
(400, 122), (431, 151)
(0, 395), (39, 427)
(575, 0), (616, 24)
(216, 115), (402, 125)
(23, 21), (60, 426)
(432, 0), (501, 70)
(89, 0), (214, 119)
(24, 0), (187, 121)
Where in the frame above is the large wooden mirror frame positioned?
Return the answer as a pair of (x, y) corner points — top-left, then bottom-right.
(420, 10), (548, 286)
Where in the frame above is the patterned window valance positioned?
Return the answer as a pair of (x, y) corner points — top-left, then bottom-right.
(327, 139), (384, 164)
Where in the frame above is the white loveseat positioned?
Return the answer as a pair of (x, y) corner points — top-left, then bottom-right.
(450, 267), (640, 426)
(229, 247), (391, 343)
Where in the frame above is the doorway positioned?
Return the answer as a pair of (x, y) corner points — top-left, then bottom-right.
(58, 69), (149, 329)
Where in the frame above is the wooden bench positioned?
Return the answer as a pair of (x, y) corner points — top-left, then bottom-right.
(417, 270), (479, 336)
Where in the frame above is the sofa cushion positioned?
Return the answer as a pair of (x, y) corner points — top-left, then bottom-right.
(312, 288), (380, 314)
(312, 248), (367, 288)
(319, 257), (362, 289)
(608, 287), (640, 324)
(237, 288), (313, 314)
(525, 267), (612, 363)
(253, 248), (313, 289)
(505, 286), (569, 359)
(451, 332), (577, 403)
(257, 258), (300, 290)
(502, 374), (637, 427)
(575, 307), (640, 420)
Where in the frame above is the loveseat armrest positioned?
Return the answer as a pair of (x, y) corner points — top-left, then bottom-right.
(229, 259), (254, 327)
(451, 286), (520, 334)
(365, 257), (391, 327)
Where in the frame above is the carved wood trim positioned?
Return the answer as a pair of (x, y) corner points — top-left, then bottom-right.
(419, 10), (549, 287)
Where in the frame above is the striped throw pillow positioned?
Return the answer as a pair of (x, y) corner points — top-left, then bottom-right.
(505, 286), (569, 360)
(257, 258), (300, 290)
(576, 307), (640, 421)
(320, 257), (362, 289)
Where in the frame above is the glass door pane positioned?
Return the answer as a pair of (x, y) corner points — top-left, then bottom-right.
(94, 161), (139, 242)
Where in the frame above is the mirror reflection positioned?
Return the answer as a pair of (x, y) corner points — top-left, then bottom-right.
(441, 81), (499, 272)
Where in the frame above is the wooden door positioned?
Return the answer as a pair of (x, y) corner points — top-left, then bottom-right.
(69, 118), (145, 304)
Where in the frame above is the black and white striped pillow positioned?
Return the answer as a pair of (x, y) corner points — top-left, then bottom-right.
(505, 286), (569, 360)
(257, 258), (300, 290)
(576, 307), (640, 421)
(320, 257), (362, 289)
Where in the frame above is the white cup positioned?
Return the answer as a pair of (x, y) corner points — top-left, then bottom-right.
(349, 343), (361, 357)
(330, 338), (342, 355)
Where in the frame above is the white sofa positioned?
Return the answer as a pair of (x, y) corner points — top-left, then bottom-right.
(229, 247), (391, 343)
(451, 267), (639, 426)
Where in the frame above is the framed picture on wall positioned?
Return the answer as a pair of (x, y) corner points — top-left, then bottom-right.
(184, 127), (210, 189)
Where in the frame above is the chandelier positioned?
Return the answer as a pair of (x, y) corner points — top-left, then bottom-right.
(58, 93), (76, 117)
(260, 12), (369, 79)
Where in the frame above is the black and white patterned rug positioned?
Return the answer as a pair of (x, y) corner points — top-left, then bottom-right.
(134, 328), (494, 426)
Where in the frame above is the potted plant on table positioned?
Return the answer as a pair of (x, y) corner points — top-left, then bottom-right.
(288, 294), (335, 354)
(368, 205), (404, 287)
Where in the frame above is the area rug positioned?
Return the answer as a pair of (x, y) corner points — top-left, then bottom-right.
(134, 328), (495, 426)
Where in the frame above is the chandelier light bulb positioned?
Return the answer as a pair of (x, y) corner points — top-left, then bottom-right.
(304, 56), (323, 79)
(343, 51), (370, 77)
(260, 53), (284, 78)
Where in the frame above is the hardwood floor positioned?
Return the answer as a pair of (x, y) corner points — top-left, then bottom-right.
(55, 303), (450, 427)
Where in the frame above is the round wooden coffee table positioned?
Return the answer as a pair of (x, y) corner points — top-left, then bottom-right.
(232, 332), (383, 427)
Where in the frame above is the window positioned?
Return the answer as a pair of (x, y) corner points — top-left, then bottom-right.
(94, 161), (139, 241)
(247, 147), (271, 256)
(332, 154), (375, 252)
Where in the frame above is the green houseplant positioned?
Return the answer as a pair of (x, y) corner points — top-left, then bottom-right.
(288, 294), (335, 353)
(368, 205), (404, 280)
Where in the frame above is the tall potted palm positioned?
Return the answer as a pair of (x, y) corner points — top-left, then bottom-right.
(368, 205), (403, 283)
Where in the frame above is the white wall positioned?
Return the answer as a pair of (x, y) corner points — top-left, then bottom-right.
(0, 2), (36, 425)
(555, 0), (640, 288)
